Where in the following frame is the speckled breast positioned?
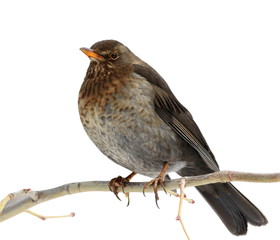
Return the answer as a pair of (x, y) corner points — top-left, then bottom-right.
(79, 74), (186, 177)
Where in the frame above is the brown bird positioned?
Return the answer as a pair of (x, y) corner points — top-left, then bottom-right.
(78, 40), (267, 235)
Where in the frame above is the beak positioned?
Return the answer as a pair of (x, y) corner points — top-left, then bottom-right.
(80, 47), (104, 60)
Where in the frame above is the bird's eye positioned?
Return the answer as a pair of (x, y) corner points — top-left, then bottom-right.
(110, 52), (119, 60)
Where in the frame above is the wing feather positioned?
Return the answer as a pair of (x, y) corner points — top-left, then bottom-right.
(133, 64), (219, 171)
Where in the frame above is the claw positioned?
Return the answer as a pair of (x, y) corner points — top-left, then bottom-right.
(125, 192), (130, 207)
(161, 183), (167, 195)
(143, 188), (147, 197)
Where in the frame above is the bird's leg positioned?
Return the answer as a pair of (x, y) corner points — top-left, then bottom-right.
(109, 172), (137, 205)
(143, 162), (169, 208)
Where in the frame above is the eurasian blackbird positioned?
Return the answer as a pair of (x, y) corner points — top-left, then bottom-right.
(78, 40), (267, 235)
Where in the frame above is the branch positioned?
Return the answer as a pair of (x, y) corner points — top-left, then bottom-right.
(0, 170), (279, 223)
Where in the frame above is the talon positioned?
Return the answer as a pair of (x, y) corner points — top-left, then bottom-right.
(115, 193), (122, 201)
(161, 183), (167, 195)
(143, 183), (150, 197)
(143, 187), (147, 197)
(125, 192), (131, 207)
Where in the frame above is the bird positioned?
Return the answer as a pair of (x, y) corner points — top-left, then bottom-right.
(78, 40), (267, 235)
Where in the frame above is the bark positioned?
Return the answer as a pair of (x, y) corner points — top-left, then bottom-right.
(0, 170), (279, 223)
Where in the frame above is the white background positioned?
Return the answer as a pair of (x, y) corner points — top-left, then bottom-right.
(0, 1), (279, 239)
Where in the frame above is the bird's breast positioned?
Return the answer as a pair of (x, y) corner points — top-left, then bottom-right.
(78, 74), (185, 177)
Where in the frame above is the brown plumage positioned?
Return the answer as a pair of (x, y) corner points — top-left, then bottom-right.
(78, 40), (267, 235)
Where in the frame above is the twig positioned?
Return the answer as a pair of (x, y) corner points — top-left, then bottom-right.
(166, 190), (194, 203)
(0, 189), (38, 214)
(176, 178), (191, 240)
(0, 171), (279, 223)
(25, 210), (75, 220)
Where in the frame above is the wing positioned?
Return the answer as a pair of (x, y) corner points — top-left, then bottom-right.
(133, 64), (219, 171)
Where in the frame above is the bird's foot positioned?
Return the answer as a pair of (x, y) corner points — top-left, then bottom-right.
(108, 172), (136, 206)
(143, 175), (167, 208)
(143, 162), (170, 208)
(109, 176), (127, 200)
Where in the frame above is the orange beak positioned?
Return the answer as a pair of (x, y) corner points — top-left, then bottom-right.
(80, 48), (104, 60)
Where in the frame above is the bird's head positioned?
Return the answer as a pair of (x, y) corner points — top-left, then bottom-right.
(80, 40), (136, 69)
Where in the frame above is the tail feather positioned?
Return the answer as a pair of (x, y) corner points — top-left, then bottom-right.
(196, 182), (268, 235)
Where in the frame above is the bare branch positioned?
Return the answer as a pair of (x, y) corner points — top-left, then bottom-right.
(0, 170), (279, 223)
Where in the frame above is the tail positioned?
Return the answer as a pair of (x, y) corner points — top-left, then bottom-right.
(195, 182), (268, 235)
